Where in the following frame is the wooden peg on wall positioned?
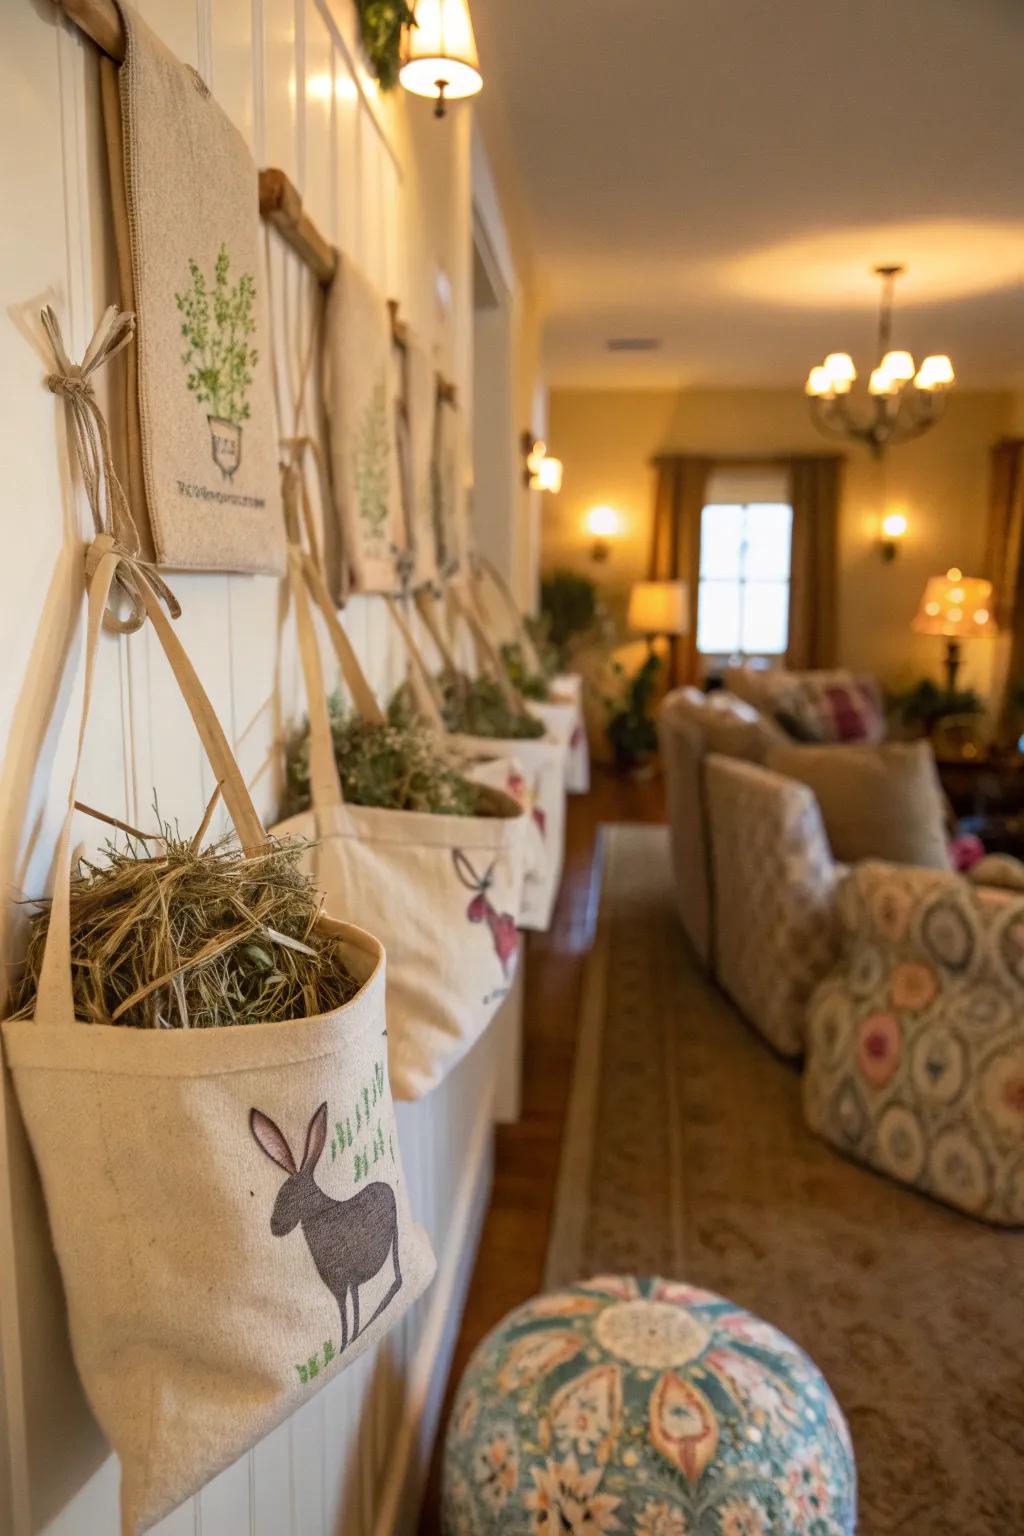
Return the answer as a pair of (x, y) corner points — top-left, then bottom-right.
(437, 377), (458, 407)
(388, 299), (409, 350)
(259, 169), (337, 286)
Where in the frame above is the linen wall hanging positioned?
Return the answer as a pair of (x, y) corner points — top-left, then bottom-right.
(431, 384), (464, 576)
(324, 251), (408, 595)
(4, 544), (435, 1535)
(400, 330), (440, 588)
(273, 491), (527, 1100)
(99, 4), (284, 573)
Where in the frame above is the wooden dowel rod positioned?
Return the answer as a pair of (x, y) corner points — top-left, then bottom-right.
(387, 298), (409, 350)
(259, 168), (337, 285)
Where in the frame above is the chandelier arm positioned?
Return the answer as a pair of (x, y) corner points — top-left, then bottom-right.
(809, 397), (873, 447)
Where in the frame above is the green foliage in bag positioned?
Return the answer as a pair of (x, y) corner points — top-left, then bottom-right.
(354, 0), (416, 89)
(435, 672), (546, 742)
(285, 695), (491, 818)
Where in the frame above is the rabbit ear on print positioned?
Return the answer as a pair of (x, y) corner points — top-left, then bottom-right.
(300, 1102), (329, 1172)
(250, 1109), (298, 1174)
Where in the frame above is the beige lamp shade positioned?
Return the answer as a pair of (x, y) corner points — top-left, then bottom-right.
(400, 0), (483, 103)
(912, 569), (998, 638)
(628, 579), (690, 636)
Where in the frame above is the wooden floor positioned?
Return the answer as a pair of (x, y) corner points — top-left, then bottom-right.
(418, 766), (666, 1531)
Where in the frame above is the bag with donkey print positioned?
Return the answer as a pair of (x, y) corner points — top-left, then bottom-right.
(412, 582), (568, 933)
(272, 484), (528, 1101)
(2, 541), (434, 1534)
(99, 3), (284, 574)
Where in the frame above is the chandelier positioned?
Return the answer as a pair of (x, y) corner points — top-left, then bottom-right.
(805, 265), (954, 456)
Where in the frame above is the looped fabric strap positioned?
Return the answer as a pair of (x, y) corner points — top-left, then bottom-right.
(447, 580), (529, 717)
(42, 305), (179, 634)
(473, 554), (542, 674)
(37, 539), (269, 1022)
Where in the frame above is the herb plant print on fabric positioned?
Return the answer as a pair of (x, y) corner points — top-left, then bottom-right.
(175, 243), (258, 479)
(442, 1277), (856, 1536)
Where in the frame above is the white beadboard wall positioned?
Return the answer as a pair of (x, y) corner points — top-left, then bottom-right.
(0, 2), (518, 1533)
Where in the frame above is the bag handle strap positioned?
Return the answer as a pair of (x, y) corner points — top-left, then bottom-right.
(414, 586), (461, 677)
(473, 554), (543, 675)
(383, 596), (447, 734)
(37, 538), (270, 1020)
(447, 580), (530, 717)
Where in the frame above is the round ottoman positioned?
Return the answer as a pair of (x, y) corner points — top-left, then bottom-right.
(443, 1277), (856, 1535)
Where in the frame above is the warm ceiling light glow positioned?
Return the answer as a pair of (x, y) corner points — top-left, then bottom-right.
(585, 506), (623, 539)
(400, 0), (482, 117)
(868, 365), (898, 397)
(880, 349), (915, 382)
(534, 455), (563, 494)
(824, 352), (856, 384)
(721, 220), (1024, 307)
(881, 513), (907, 539)
(805, 366), (834, 398)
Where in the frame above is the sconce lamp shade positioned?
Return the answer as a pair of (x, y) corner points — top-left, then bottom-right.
(401, 0), (483, 107)
(912, 569), (998, 639)
(628, 580), (690, 637)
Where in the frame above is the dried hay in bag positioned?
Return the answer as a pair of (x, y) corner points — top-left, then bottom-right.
(271, 522), (527, 1101)
(2, 544), (434, 1534)
(100, 3), (284, 573)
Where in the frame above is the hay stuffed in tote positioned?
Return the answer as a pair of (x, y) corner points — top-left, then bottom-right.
(272, 511), (526, 1102)
(2, 543), (434, 1534)
(414, 584), (568, 934)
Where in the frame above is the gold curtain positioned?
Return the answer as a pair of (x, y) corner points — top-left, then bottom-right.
(985, 439), (1024, 740)
(649, 455), (712, 687)
(786, 454), (843, 670)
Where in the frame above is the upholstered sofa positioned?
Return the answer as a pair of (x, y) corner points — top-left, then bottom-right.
(804, 860), (1024, 1223)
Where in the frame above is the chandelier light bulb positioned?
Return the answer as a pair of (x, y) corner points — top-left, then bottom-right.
(880, 349), (915, 383)
(824, 352), (856, 385)
(915, 354), (955, 391)
(868, 366), (898, 397)
(805, 366), (835, 398)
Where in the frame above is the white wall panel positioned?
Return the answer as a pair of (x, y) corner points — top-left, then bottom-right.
(0, 2), (513, 1533)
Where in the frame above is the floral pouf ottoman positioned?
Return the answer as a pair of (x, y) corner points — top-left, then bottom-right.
(442, 1277), (856, 1535)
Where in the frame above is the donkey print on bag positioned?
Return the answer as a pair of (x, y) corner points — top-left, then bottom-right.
(250, 1102), (402, 1355)
(452, 849), (520, 982)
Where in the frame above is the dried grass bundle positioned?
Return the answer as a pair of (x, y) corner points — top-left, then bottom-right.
(12, 804), (359, 1030)
(284, 695), (491, 818)
(435, 672), (546, 742)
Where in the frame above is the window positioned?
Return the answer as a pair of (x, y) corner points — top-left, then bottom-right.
(697, 477), (793, 660)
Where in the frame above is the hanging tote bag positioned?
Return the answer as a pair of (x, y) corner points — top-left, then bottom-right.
(473, 555), (591, 795)
(323, 251), (408, 595)
(420, 582), (568, 934)
(99, 3), (284, 574)
(271, 501), (527, 1101)
(3, 540), (435, 1534)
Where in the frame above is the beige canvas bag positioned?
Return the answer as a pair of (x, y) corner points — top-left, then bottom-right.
(472, 555), (591, 795)
(397, 329), (440, 588)
(99, 3), (284, 574)
(3, 541), (434, 1534)
(272, 485), (527, 1099)
(323, 251), (408, 594)
(414, 582), (568, 933)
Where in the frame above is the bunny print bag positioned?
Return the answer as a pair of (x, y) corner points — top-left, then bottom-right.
(2, 546), (435, 1534)
(272, 517), (527, 1102)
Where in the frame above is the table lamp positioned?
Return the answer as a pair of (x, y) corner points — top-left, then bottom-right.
(912, 567), (998, 692)
(628, 580), (690, 657)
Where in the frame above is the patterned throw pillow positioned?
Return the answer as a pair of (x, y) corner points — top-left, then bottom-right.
(771, 674), (885, 745)
(443, 1276), (857, 1536)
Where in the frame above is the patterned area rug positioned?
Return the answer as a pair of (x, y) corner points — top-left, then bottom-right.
(546, 824), (1024, 1535)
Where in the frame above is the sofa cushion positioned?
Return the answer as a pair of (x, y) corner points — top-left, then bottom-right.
(725, 666), (885, 744)
(660, 685), (784, 764)
(767, 740), (952, 870)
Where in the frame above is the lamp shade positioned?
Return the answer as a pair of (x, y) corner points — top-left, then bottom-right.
(913, 569), (998, 638)
(400, 0), (482, 103)
(628, 580), (690, 637)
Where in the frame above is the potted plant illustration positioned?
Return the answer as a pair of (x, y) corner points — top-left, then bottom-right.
(175, 244), (258, 480)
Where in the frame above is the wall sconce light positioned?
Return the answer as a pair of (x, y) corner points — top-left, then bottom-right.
(880, 511), (908, 562)
(585, 505), (623, 562)
(521, 433), (563, 493)
(400, 0), (483, 118)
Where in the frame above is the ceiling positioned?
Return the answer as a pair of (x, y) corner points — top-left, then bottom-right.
(472, 0), (1024, 389)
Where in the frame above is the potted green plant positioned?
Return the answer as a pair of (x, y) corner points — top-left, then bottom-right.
(540, 569), (606, 669)
(175, 243), (258, 480)
(604, 652), (661, 775)
(888, 679), (984, 739)
(354, 0), (416, 88)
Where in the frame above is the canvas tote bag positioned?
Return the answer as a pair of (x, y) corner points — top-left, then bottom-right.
(414, 583), (568, 933)
(472, 555), (591, 795)
(3, 541), (434, 1534)
(272, 493), (527, 1100)
(99, 3), (284, 574)
(323, 251), (408, 594)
